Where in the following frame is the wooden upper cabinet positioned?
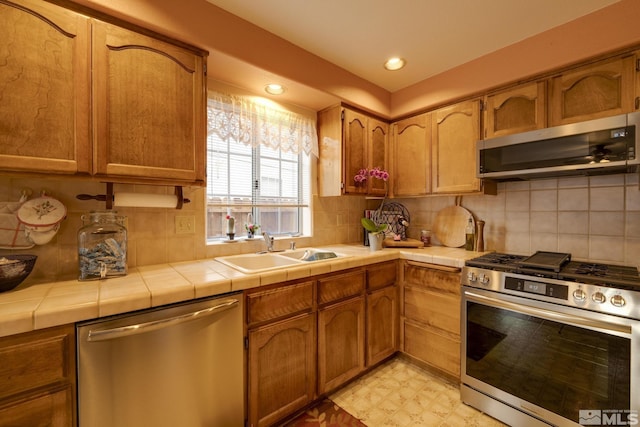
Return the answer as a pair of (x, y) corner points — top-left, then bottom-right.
(343, 109), (368, 194)
(432, 99), (482, 194)
(549, 55), (635, 126)
(92, 21), (206, 184)
(0, 0), (91, 175)
(367, 118), (389, 196)
(317, 105), (389, 196)
(391, 113), (431, 196)
(484, 81), (546, 139)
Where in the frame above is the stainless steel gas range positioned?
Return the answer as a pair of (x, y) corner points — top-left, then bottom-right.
(461, 251), (640, 427)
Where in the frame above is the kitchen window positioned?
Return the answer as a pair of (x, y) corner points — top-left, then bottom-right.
(206, 91), (317, 240)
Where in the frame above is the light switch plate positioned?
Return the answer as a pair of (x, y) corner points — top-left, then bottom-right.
(175, 215), (195, 234)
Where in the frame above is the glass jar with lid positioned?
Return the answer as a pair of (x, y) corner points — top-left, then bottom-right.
(78, 211), (127, 280)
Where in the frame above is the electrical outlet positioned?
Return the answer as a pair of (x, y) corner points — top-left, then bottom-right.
(175, 215), (195, 234)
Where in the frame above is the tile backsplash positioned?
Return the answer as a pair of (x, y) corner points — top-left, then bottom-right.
(1, 172), (638, 286)
(394, 173), (639, 267)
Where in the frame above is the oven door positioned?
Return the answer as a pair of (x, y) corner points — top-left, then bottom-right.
(462, 287), (639, 427)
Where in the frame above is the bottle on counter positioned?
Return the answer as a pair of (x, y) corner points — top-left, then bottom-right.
(465, 217), (475, 251)
(420, 229), (431, 246)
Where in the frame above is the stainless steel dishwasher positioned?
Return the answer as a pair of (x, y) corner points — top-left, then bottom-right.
(77, 292), (244, 427)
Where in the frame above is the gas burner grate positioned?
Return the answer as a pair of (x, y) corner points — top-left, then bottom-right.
(574, 263), (609, 277)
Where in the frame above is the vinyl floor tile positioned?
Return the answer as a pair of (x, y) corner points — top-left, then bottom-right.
(331, 357), (507, 427)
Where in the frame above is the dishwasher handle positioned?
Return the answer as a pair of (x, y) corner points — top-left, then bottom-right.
(87, 298), (240, 342)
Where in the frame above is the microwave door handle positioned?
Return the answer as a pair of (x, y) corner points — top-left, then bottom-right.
(86, 298), (239, 342)
(464, 291), (631, 336)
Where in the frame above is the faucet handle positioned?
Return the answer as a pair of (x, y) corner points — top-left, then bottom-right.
(290, 241), (296, 250)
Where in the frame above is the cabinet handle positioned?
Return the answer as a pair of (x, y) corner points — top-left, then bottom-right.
(406, 260), (461, 273)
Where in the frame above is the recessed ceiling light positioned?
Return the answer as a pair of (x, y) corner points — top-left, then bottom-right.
(384, 57), (406, 71)
(265, 84), (286, 95)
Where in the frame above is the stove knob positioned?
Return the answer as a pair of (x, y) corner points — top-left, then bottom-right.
(572, 289), (586, 302)
(592, 292), (606, 304)
(611, 294), (626, 308)
(479, 274), (490, 285)
(467, 271), (477, 282)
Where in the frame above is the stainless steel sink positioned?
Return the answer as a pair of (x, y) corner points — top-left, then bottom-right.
(216, 248), (346, 274)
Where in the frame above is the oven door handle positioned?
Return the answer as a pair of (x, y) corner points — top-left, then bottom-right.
(464, 290), (631, 335)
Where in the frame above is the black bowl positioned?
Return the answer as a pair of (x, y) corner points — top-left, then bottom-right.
(0, 255), (37, 293)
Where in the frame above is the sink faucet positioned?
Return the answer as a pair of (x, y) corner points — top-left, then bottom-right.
(262, 231), (275, 252)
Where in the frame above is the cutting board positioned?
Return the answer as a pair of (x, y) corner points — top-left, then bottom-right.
(432, 196), (474, 248)
(383, 238), (424, 248)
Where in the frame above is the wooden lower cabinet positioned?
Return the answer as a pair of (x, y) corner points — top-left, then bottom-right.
(246, 263), (397, 425)
(318, 297), (365, 394)
(401, 261), (462, 379)
(404, 320), (460, 377)
(0, 387), (73, 427)
(366, 285), (397, 366)
(247, 313), (316, 427)
(0, 324), (76, 427)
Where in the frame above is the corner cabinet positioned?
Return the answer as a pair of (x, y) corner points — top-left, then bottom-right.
(0, 0), (91, 175)
(92, 21), (206, 184)
(432, 99), (484, 194)
(366, 261), (398, 366)
(0, 325), (77, 427)
(549, 54), (636, 127)
(484, 81), (547, 139)
(317, 105), (389, 196)
(0, 0), (207, 185)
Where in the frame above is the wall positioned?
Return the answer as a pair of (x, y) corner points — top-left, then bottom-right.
(392, 173), (640, 268)
(0, 174), (367, 285)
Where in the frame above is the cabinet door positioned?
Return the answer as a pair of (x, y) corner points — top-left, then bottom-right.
(366, 285), (397, 366)
(432, 99), (482, 194)
(367, 118), (389, 196)
(92, 21), (206, 184)
(318, 297), (365, 394)
(484, 81), (546, 139)
(392, 113), (431, 196)
(248, 313), (316, 427)
(549, 55), (635, 126)
(0, 0), (90, 175)
(343, 108), (368, 194)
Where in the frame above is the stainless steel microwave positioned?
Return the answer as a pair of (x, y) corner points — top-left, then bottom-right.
(477, 112), (640, 180)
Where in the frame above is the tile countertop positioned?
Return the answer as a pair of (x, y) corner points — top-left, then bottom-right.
(0, 244), (485, 338)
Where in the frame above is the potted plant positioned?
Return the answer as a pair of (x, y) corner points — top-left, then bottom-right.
(361, 217), (387, 251)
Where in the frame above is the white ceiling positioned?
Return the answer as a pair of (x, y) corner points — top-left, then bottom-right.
(205, 0), (620, 92)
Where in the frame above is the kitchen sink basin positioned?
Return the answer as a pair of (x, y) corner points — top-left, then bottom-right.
(216, 248), (347, 274)
(278, 248), (339, 262)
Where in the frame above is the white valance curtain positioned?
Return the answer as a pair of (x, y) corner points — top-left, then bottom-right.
(207, 91), (318, 157)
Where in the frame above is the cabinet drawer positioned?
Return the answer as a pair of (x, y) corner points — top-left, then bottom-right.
(247, 281), (314, 325)
(0, 386), (73, 427)
(404, 287), (460, 336)
(367, 261), (397, 291)
(403, 261), (461, 294)
(404, 320), (460, 377)
(318, 270), (365, 305)
(0, 326), (73, 401)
